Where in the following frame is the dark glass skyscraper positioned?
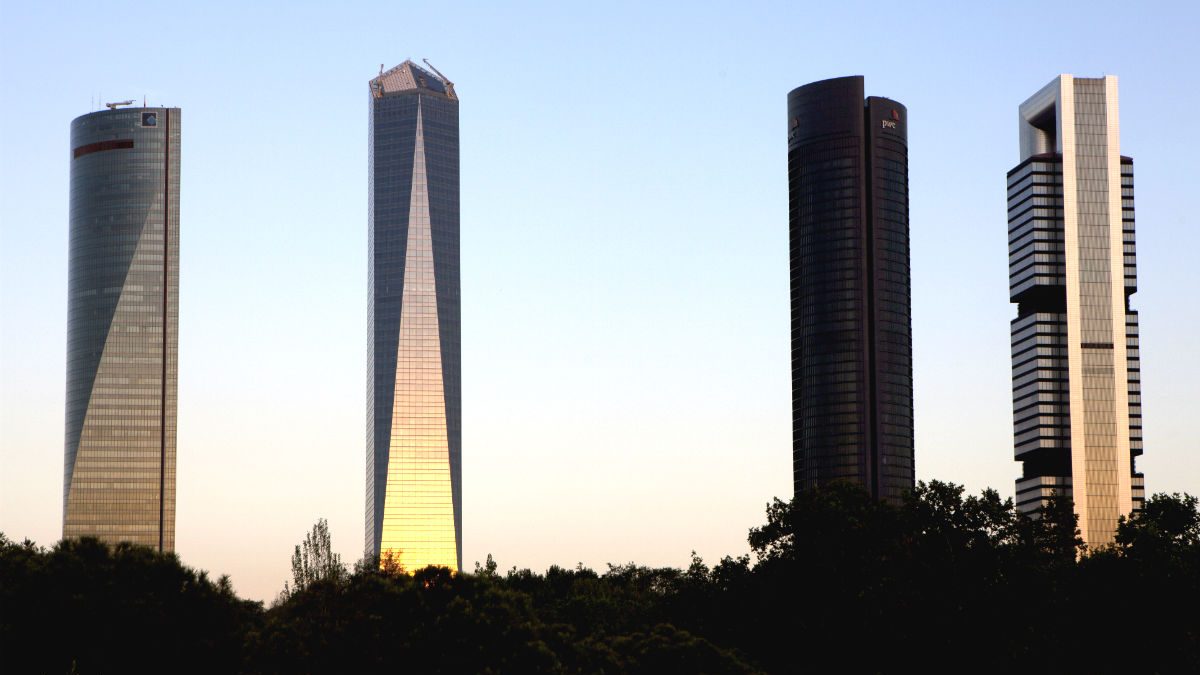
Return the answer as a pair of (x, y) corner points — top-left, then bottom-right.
(787, 76), (914, 504)
(1008, 75), (1143, 548)
(366, 60), (461, 571)
(64, 106), (180, 551)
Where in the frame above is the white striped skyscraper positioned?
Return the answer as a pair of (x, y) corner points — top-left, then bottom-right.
(1008, 75), (1143, 548)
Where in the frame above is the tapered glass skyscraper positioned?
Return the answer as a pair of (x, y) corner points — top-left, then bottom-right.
(366, 60), (461, 571)
(65, 105), (180, 551)
(1008, 75), (1143, 547)
(787, 76), (914, 504)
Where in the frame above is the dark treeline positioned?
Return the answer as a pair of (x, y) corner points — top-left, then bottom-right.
(3, 481), (1198, 674)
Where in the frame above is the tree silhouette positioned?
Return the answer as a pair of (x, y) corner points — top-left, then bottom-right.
(4, 483), (1198, 673)
(282, 517), (346, 599)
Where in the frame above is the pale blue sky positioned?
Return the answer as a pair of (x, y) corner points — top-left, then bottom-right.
(2, 0), (1197, 601)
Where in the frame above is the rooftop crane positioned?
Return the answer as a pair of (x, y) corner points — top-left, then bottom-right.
(422, 59), (456, 98)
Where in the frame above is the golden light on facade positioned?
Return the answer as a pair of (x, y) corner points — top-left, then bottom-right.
(379, 105), (458, 572)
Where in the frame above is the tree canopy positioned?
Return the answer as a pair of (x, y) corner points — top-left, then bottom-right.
(3, 482), (1197, 673)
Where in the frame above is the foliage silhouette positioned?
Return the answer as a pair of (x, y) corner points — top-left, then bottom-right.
(3, 481), (1198, 673)
(281, 517), (346, 601)
(0, 533), (260, 674)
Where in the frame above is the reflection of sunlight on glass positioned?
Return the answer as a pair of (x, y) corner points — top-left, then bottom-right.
(380, 104), (457, 572)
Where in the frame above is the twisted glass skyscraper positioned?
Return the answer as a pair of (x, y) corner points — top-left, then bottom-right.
(366, 61), (461, 571)
(787, 76), (914, 504)
(64, 106), (180, 551)
(1008, 75), (1143, 547)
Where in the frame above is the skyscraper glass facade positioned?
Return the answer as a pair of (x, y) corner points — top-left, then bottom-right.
(366, 61), (462, 571)
(64, 107), (180, 551)
(1009, 75), (1143, 547)
(787, 76), (915, 504)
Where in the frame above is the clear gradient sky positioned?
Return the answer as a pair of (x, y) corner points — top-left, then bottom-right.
(2, 1), (1197, 602)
